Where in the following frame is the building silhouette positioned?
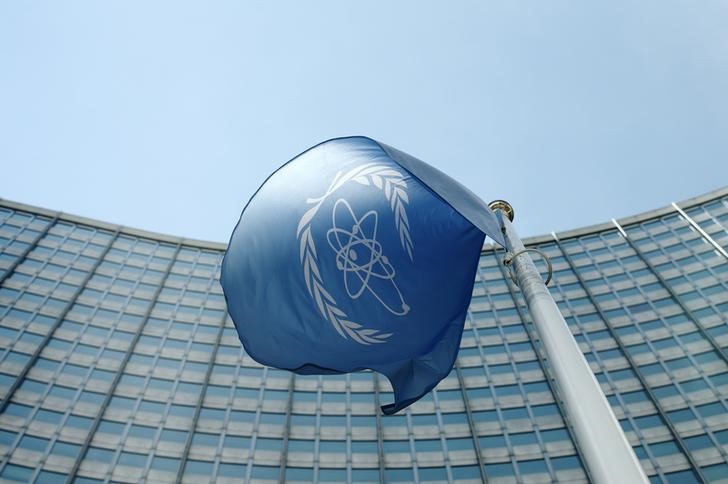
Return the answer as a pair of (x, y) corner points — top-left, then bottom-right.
(0, 188), (726, 483)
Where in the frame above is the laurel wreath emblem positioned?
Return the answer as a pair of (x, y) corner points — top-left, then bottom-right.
(296, 163), (413, 345)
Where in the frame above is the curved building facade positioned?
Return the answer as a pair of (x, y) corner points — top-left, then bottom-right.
(0, 188), (727, 483)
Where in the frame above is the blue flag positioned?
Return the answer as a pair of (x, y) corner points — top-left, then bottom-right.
(221, 137), (504, 414)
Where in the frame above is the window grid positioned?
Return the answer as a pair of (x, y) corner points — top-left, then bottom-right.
(684, 197), (728, 250)
(0, 225), (120, 418)
(0, 211), (57, 286)
(1, 192), (727, 483)
(550, 234), (705, 482)
(69, 242), (183, 481)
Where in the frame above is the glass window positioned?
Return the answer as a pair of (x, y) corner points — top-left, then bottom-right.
(319, 440), (344, 453)
(410, 413), (437, 426)
(35, 470), (66, 484)
(255, 437), (282, 452)
(229, 409), (256, 423)
(0, 430), (18, 447)
(169, 405), (195, 418)
(199, 407), (225, 422)
(0, 464), (34, 482)
(85, 447), (115, 462)
(519, 459), (548, 475)
(649, 440), (680, 457)
(51, 441), (81, 459)
(350, 468), (379, 482)
(264, 389), (288, 400)
(351, 440), (377, 454)
(108, 396), (136, 410)
(541, 428), (569, 443)
(633, 414), (664, 431)
(662, 469), (700, 482)
(320, 415), (345, 427)
(319, 468), (347, 481)
(5, 403), (32, 420)
(160, 429), (188, 442)
(480, 435), (506, 449)
(139, 400), (166, 414)
(383, 440), (410, 453)
(466, 387), (492, 400)
(511, 432), (538, 447)
(447, 437), (474, 452)
(218, 462), (246, 478)
(551, 455), (583, 471)
(695, 402), (726, 418)
(223, 435), (250, 449)
(151, 456), (180, 472)
(384, 468), (414, 482)
(287, 439), (314, 453)
(290, 414), (315, 426)
(234, 387), (259, 400)
(703, 463), (728, 481)
(259, 412), (285, 425)
(714, 429), (728, 445)
(34, 409), (63, 425)
(66, 415), (93, 430)
(417, 466), (448, 481)
(286, 467), (314, 481)
(184, 460), (214, 476)
(20, 379), (47, 394)
(90, 369), (115, 382)
(685, 434), (714, 451)
(18, 435), (49, 452)
(531, 403), (559, 417)
(501, 407), (528, 420)
(128, 424), (157, 440)
(441, 412), (468, 425)
(97, 420), (125, 435)
(251, 465), (280, 479)
(485, 462), (515, 478)
(472, 409), (498, 423)
(414, 439), (441, 453)
(118, 451), (148, 468)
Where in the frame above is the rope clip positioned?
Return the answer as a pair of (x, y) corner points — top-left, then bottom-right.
(503, 248), (553, 286)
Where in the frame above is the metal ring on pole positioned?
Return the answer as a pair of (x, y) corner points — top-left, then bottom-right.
(503, 248), (553, 286)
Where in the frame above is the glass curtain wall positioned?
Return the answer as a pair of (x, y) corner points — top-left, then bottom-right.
(0, 188), (727, 483)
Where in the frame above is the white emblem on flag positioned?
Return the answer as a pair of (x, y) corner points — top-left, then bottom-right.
(326, 199), (409, 316)
(296, 164), (413, 345)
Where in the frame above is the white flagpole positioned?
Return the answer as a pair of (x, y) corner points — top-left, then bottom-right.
(489, 200), (648, 484)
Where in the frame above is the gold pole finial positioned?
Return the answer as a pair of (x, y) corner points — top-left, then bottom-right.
(488, 200), (514, 222)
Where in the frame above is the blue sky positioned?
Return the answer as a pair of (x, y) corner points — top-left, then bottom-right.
(1, 1), (727, 243)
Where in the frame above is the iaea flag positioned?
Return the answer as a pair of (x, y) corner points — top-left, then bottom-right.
(221, 137), (504, 414)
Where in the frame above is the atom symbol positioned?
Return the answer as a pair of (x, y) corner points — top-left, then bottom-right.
(326, 199), (410, 316)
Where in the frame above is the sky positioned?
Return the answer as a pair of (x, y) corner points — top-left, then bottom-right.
(1, 1), (727, 244)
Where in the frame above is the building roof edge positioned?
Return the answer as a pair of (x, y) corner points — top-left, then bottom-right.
(482, 185), (728, 251)
(3, 185), (727, 253)
(0, 197), (228, 251)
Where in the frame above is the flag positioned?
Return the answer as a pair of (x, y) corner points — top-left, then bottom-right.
(221, 136), (504, 414)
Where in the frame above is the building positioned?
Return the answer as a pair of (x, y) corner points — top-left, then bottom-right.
(0, 188), (726, 484)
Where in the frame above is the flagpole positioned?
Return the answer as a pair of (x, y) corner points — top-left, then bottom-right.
(489, 200), (648, 484)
